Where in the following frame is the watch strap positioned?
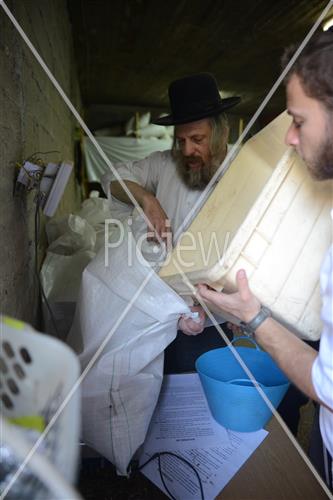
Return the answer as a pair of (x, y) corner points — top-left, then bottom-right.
(240, 305), (272, 337)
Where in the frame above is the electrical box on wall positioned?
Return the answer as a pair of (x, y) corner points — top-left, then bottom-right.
(16, 160), (73, 217)
(40, 162), (73, 216)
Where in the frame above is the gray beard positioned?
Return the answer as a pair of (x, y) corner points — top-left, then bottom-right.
(174, 152), (219, 190)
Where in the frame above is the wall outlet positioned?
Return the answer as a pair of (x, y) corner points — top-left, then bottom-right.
(16, 161), (44, 189)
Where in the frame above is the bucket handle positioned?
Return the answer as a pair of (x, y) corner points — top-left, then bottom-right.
(230, 336), (260, 350)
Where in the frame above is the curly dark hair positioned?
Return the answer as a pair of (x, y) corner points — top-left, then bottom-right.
(281, 28), (333, 111)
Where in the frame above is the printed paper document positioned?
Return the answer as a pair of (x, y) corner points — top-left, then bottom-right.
(139, 373), (268, 499)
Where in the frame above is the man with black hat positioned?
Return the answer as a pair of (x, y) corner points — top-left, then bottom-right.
(102, 72), (240, 355)
(105, 73), (240, 245)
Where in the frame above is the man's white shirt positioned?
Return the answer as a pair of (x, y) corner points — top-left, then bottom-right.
(311, 210), (333, 457)
(101, 150), (203, 243)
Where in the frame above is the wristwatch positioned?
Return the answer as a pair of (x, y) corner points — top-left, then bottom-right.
(240, 305), (272, 337)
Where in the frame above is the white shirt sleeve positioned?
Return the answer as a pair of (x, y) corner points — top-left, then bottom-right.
(100, 151), (165, 199)
(311, 245), (333, 410)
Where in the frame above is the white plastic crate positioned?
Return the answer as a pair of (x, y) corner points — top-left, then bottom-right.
(159, 112), (333, 340)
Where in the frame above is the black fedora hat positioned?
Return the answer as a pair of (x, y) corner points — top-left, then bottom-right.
(152, 73), (241, 126)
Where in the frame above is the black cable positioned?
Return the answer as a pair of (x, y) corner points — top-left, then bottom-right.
(157, 453), (177, 500)
(26, 150), (60, 162)
(138, 451), (205, 500)
(34, 195), (60, 338)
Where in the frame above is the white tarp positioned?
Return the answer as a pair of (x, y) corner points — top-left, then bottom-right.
(83, 136), (172, 182)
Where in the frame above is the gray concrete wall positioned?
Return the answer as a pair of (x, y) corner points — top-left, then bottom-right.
(0, 0), (82, 327)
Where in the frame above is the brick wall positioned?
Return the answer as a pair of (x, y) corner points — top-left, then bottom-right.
(0, 0), (82, 327)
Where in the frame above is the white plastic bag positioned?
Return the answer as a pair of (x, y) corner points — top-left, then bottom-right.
(76, 198), (113, 227)
(41, 198), (116, 339)
(41, 249), (95, 338)
(67, 216), (190, 474)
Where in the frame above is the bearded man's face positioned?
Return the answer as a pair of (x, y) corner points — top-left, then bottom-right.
(286, 74), (333, 181)
(174, 118), (227, 189)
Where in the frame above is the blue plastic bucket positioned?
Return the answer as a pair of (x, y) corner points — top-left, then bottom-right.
(195, 337), (289, 432)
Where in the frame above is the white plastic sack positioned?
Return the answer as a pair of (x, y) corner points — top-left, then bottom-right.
(66, 215), (191, 474)
(41, 198), (116, 339)
(41, 249), (95, 338)
(47, 216), (96, 255)
(76, 198), (113, 228)
(137, 123), (168, 139)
